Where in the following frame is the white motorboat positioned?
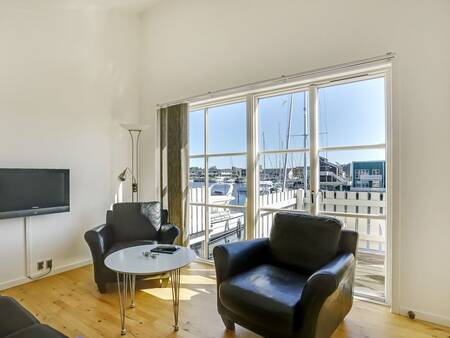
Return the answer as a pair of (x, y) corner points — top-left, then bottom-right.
(209, 183), (235, 205)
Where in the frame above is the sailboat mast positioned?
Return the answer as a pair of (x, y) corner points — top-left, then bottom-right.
(262, 132), (267, 180)
(282, 94), (294, 191)
(303, 93), (308, 192)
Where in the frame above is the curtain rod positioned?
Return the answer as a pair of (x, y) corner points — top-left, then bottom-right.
(157, 52), (396, 108)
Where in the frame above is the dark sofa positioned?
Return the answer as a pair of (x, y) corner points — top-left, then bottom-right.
(84, 202), (180, 293)
(213, 212), (358, 338)
(0, 296), (67, 338)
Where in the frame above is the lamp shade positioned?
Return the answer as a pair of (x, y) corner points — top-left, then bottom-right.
(120, 123), (149, 132)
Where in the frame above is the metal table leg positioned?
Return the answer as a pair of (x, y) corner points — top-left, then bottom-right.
(117, 272), (128, 335)
(129, 274), (136, 308)
(170, 269), (181, 331)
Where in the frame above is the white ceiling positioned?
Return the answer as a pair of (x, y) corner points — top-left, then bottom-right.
(0, 0), (162, 12)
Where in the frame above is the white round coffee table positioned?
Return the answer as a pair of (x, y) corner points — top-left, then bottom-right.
(105, 244), (196, 335)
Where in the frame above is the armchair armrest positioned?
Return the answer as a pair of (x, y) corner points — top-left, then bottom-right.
(296, 253), (355, 338)
(158, 223), (180, 244)
(305, 252), (355, 296)
(84, 224), (113, 260)
(213, 238), (270, 285)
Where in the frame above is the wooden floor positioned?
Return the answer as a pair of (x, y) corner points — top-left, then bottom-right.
(2, 263), (449, 338)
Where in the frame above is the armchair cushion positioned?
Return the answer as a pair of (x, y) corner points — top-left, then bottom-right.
(111, 202), (160, 242)
(270, 213), (342, 272)
(219, 264), (307, 335)
(158, 224), (180, 244)
(140, 202), (162, 231)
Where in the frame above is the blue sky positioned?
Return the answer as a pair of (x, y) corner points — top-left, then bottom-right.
(189, 77), (385, 169)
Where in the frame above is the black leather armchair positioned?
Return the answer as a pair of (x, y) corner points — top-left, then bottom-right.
(84, 202), (180, 293)
(213, 212), (358, 338)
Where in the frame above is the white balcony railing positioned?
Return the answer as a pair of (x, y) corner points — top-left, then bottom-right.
(188, 187), (386, 254)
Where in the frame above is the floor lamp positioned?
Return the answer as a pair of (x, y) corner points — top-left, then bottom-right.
(118, 124), (148, 202)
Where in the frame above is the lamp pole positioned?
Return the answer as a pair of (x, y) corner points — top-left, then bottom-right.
(121, 124), (148, 203)
(128, 129), (141, 202)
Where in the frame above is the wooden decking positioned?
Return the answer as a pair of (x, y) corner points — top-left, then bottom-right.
(355, 251), (385, 299)
(2, 262), (449, 338)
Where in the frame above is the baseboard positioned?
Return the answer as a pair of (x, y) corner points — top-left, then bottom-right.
(399, 306), (450, 328)
(0, 258), (92, 291)
(0, 277), (30, 291)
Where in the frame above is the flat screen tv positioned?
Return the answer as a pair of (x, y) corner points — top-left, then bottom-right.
(0, 169), (70, 219)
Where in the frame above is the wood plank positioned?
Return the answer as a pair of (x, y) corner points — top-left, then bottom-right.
(1, 263), (448, 338)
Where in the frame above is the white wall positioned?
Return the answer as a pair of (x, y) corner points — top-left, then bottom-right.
(140, 0), (450, 326)
(0, 5), (141, 288)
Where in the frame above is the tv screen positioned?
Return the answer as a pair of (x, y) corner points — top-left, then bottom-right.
(0, 169), (70, 219)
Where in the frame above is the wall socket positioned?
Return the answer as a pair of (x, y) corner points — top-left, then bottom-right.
(36, 259), (52, 271)
(46, 259), (53, 269)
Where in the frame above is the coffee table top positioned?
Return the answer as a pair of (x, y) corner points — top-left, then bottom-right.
(104, 244), (196, 275)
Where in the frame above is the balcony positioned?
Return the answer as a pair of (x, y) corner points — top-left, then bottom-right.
(188, 187), (386, 301)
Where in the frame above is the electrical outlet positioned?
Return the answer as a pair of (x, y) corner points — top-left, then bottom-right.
(46, 259), (53, 269)
(37, 261), (44, 271)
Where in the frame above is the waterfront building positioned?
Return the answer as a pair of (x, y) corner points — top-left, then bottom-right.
(352, 161), (386, 191)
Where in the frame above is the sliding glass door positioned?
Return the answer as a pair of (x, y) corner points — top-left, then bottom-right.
(187, 68), (390, 302)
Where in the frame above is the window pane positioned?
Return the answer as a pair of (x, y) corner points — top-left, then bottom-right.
(259, 152), (309, 210)
(208, 156), (246, 206)
(208, 207), (245, 260)
(259, 91), (308, 151)
(319, 149), (386, 300)
(188, 205), (206, 259)
(318, 149), (385, 192)
(189, 109), (204, 155)
(208, 102), (246, 153)
(189, 158), (205, 203)
(318, 77), (385, 147)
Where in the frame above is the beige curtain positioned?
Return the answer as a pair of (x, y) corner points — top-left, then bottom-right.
(159, 103), (189, 246)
